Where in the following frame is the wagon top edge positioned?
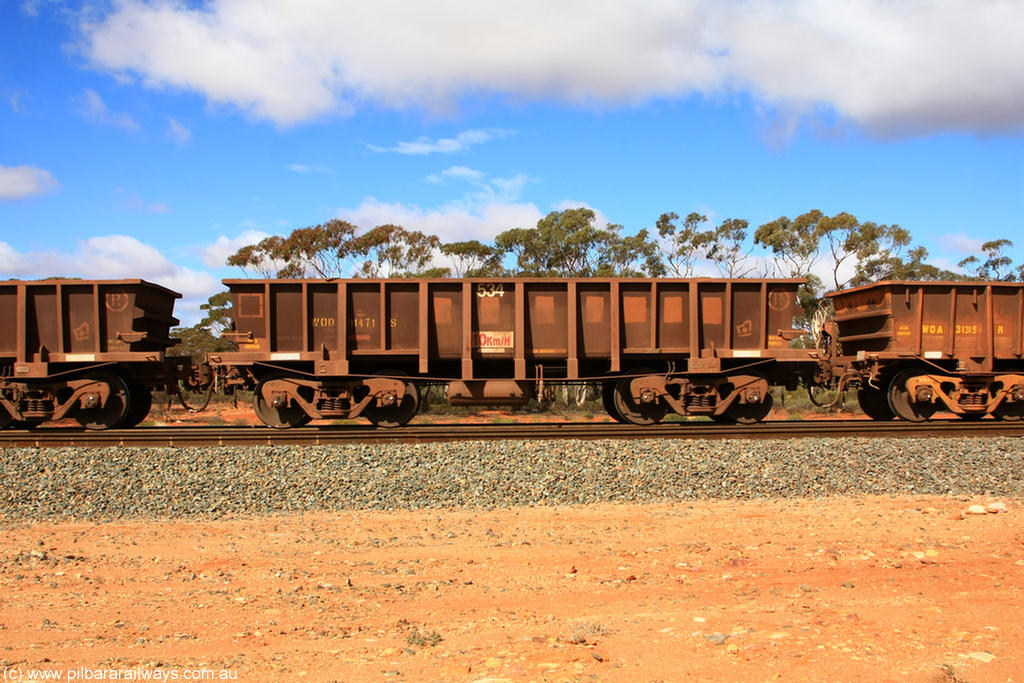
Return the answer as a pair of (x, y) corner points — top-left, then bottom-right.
(221, 276), (809, 286)
(827, 280), (1024, 298)
(0, 278), (182, 298)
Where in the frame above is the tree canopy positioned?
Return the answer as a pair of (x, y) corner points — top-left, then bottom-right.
(224, 208), (1021, 305)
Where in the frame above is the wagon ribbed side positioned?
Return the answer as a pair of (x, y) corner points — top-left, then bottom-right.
(829, 281), (1024, 421)
(0, 279), (184, 429)
(213, 278), (821, 427)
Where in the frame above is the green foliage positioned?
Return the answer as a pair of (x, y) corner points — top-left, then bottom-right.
(957, 239), (1020, 281)
(755, 210), (825, 281)
(756, 209), (951, 323)
(220, 208), (993, 298)
(226, 219), (446, 278)
(170, 291), (234, 357)
(276, 220), (359, 277)
(707, 217), (754, 277)
(495, 207), (662, 277)
(656, 211), (715, 277)
(440, 239), (505, 277)
(226, 219), (358, 278)
(350, 224), (445, 277)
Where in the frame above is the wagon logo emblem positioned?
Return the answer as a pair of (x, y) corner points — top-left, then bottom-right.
(736, 319), (753, 337)
(768, 291), (791, 311)
(72, 322), (90, 341)
(105, 291), (129, 312)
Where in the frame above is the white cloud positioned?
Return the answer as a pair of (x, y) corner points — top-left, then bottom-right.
(167, 117), (191, 144)
(79, 89), (140, 130)
(285, 163), (331, 174)
(202, 228), (273, 268)
(552, 198), (612, 232)
(79, 1), (1024, 135)
(331, 167), (540, 242)
(937, 233), (986, 256)
(21, 0), (63, 18)
(426, 166), (486, 184)
(336, 197), (542, 244)
(115, 188), (171, 214)
(0, 164), (60, 200)
(0, 235), (218, 300)
(371, 129), (513, 155)
(7, 90), (24, 113)
(0, 236), (222, 325)
(0, 241), (28, 271)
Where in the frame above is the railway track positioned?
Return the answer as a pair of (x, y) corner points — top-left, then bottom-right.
(2, 419), (1023, 447)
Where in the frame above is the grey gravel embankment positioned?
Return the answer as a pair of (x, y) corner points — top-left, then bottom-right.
(2, 437), (1022, 521)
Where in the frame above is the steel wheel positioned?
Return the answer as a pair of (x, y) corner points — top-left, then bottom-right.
(365, 379), (420, 428)
(994, 403), (1024, 421)
(74, 371), (130, 430)
(602, 381), (627, 423)
(726, 392), (774, 424)
(253, 375), (312, 428)
(887, 370), (938, 422)
(120, 385), (154, 428)
(719, 374), (774, 424)
(613, 370), (667, 426)
(857, 386), (895, 421)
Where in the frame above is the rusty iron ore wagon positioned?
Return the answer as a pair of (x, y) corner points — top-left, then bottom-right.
(209, 278), (825, 427)
(829, 280), (1024, 422)
(4, 277), (1023, 430)
(0, 279), (192, 429)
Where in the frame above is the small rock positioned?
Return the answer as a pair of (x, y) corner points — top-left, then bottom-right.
(966, 505), (988, 515)
(726, 643), (739, 654)
(986, 502), (1007, 514)
(703, 632), (730, 645)
(965, 651), (996, 663)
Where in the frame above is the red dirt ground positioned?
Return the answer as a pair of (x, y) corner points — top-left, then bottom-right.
(2, 496), (1021, 682)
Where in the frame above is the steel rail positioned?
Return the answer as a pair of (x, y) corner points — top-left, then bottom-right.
(1, 419), (1023, 447)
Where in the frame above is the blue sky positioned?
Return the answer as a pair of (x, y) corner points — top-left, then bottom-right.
(2, 0), (1023, 323)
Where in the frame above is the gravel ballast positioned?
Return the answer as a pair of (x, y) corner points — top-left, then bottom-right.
(2, 437), (1022, 521)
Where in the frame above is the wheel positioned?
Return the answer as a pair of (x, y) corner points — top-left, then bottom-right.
(602, 381), (627, 423)
(253, 375), (312, 428)
(120, 385), (154, 428)
(994, 402), (1024, 421)
(726, 391), (774, 424)
(0, 403), (12, 429)
(74, 371), (130, 430)
(887, 370), (938, 422)
(365, 378), (420, 428)
(719, 374), (774, 424)
(612, 370), (667, 426)
(857, 385), (895, 420)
